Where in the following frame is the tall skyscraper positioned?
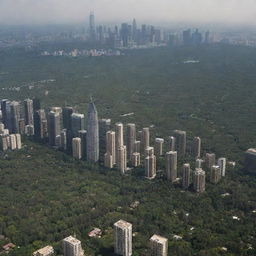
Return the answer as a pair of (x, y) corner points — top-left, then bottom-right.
(25, 124), (34, 136)
(192, 137), (201, 159)
(120, 23), (129, 47)
(195, 158), (204, 168)
(60, 129), (67, 151)
(155, 29), (162, 44)
(0, 134), (8, 151)
(169, 136), (176, 151)
(89, 12), (96, 41)
(33, 98), (41, 112)
(131, 152), (140, 167)
(78, 130), (87, 159)
(104, 152), (113, 168)
(205, 153), (216, 169)
(0, 123), (5, 133)
(72, 137), (82, 160)
(34, 109), (47, 141)
(210, 165), (221, 184)
(99, 119), (111, 161)
(193, 168), (206, 193)
(149, 25), (155, 43)
(55, 135), (61, 148)
(24, 99), (34, 125)
(126, 123), (136, 160)
(182, 163), (191, 189)
(15, 133), (22, 149)
(0, 125), (8, 135)
(0, 99), (9, 127)
(18, 119), (25, 135)
(173, 130), (186, 157)
(132, 18), (137, 41)
(10, 101), (20, 133)
(114, 220), (132, 256)
(142, 127), (150, 152)
(134, 140), (141, 153)
(245, 148), (256, 174)
(63, 236), (84, 256)
(183, 29), (192, 45)
(86, 102), (99, 162)
(5, 101), (12, 131)
(62, 107), (74, 153)
(42, 119), (48, 138)
(117, 145), (127, 174)
(155, 138), (164, 157)
(63, 107), (74, 130)
(149, 235), (168, 256)
(115, 122), (124, 157)
(98, 25), (104, 44)
(48, 111), (61, 146)
(9, 134), (17, 150)
(71, 113), (85, 137)
(106, 131), (116, 164)
(166, 151), (177, 182)
(145, 150), (156, 179)
(141, 24), (147, 44)
(192, 29), (202, 45)
(145, 146), (154, 157)
(205, 31), (210, 44)
(217, 157), (226, 177)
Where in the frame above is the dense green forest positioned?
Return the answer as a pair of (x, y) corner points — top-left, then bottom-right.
(0, 44), (256, 255)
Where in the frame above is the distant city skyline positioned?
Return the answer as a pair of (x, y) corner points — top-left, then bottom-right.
(0, 0), (255, 26)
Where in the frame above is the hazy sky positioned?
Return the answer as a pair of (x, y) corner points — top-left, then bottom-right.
(0, 0), (255, 26)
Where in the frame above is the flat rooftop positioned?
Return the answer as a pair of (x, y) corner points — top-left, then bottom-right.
(247, 148), (256, 153)
(114, 220), (132, 229)
(195, 168), (205, 174)
(174, 130), (186, 135)
(63, 236), (81, 245)
(150, 234), (168, 243)
(33, 245), (54, 255)
(155, 138), (164, 142)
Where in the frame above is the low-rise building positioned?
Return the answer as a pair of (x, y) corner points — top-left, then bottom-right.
(33, 245), (54, 256)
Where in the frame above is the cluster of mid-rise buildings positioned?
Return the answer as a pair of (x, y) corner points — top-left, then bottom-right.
(32, 219), (168, 256)
(0, 100), (23, 152)
(0, 97), (232, 193)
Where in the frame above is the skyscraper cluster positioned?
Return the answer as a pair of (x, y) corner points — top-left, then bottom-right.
(101, 124), (227, 192)
(88, 14), (164, 48)
(0, 98), (100, 163)
(0, 99), (24, 151)
(87, 13), (212, 48)
(182, 28), (210, 45)
(0, 98), (228, 193)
